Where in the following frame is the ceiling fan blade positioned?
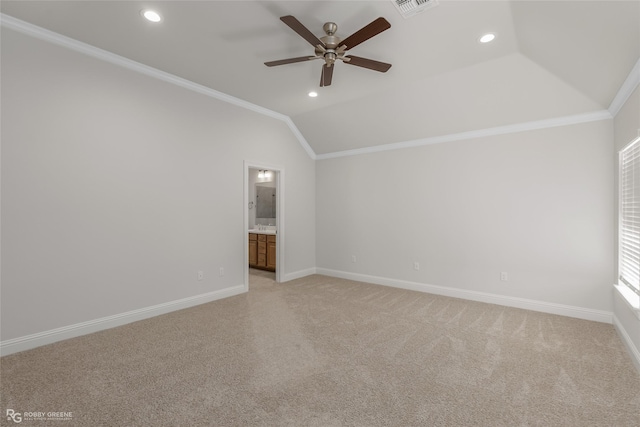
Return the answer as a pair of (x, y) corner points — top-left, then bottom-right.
(338, 17), (391, 50)
(343, 55), (392, 72)
(280, 15), (326, 49)
(320, 63), (334, 87)
(264, 56), (317, 67)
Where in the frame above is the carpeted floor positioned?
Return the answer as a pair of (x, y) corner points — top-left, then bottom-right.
(1, 272), (639, 426)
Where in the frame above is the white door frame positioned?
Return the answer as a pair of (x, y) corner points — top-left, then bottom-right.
(244, 161), (284, 289)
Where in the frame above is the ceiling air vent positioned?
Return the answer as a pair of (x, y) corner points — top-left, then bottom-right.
(392, 0), (439, 18)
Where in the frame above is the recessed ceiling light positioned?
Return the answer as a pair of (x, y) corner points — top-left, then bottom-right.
(141, 10), (162, 23)
(308, 91), (318, 98)
(479, 33), (496, 43)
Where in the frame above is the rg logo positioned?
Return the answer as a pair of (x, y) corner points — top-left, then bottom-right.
(6, 409), (22, 423)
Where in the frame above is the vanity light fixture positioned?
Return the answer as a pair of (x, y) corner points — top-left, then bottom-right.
(141, 9), (162, 23)
(479, 33), (496, 43)
(258, 170), (265, 179)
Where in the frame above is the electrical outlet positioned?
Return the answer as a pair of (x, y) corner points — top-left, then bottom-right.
(352, 255), (357, 263)
(414, 262), (420, 271)
(500, 272), (508, 282)
(219, 267), (224, 277)
(197, 270), (204, 281)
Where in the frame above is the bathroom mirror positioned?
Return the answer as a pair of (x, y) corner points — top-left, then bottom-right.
(256, 184), (276, 219)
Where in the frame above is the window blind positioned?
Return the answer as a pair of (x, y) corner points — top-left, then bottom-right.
(619, 136), (640, 296)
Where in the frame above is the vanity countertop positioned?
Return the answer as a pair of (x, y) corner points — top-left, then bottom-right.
(248, 229), (277, 235)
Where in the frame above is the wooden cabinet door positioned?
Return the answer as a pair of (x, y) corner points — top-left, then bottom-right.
(266, 235), (276, 271)
(257, 241), (267, 267)
(248, 238), (257, 266)
(267, 241), (276, 270)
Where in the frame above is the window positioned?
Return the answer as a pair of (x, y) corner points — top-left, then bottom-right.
(618, 135), (640, 314)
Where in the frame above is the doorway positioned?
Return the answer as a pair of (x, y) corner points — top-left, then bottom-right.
(244, 161), (284, 290)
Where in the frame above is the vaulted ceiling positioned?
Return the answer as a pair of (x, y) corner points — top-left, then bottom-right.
(2, 1), (639, 156)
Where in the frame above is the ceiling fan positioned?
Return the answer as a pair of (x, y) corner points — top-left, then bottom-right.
(264, 15), (392, 87)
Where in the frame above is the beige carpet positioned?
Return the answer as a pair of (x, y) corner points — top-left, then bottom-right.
(1, 273), (639, 426)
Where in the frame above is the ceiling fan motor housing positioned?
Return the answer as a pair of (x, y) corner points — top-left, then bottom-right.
(316, 22), (342, 67)
(320, 23), (341, 66)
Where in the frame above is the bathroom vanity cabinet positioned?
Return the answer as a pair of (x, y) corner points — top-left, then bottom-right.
(248, 233), (276, 271)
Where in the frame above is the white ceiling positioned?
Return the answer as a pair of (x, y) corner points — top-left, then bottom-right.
(2, 0), (639, 156)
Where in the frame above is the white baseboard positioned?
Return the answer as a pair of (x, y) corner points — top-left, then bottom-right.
(282, 267), (317, 282)
(2, 270), (619, 357)
(0, 285), (246, 356)
(613, 315), (640, 373)
(316, 268), (613, 324)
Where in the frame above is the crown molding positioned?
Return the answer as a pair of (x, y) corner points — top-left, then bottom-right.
(316, 110), (613, 160)
(3, 13), (630, 163)
(609, 57), (640, 117)
(0, 13), (317, 160)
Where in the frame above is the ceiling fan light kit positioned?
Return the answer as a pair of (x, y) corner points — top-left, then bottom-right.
(265, 15), (392, 87)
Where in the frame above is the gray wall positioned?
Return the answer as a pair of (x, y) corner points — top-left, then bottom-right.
(1, 28), (316, 341)
(317, 120), (614, 312)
